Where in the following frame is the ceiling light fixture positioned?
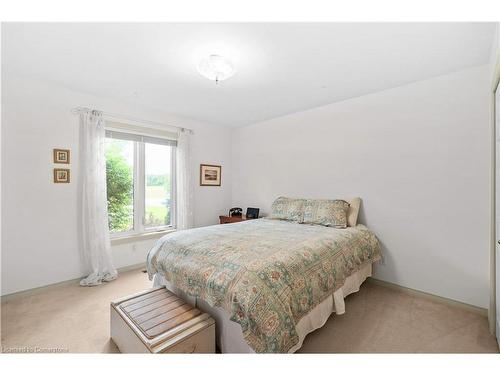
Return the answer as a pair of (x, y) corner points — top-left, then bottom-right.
(197, 54), (235, 84)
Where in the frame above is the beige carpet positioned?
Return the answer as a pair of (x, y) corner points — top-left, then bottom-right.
(1, 268), (498, 353)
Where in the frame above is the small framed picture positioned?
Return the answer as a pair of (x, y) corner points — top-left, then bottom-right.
(246, 207), (260, 219)
(53, 149), (70, 164)
(54, 168), (70, 183)
(200, 164), (221, 186)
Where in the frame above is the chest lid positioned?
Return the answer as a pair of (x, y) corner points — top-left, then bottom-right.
(112, 287), (213, 351)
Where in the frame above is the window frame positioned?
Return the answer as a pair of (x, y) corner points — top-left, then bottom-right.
(141, 142), (177, 233)
(105, 128), (177, 239)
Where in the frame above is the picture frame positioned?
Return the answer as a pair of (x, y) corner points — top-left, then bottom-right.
(53, 168), (70, 183)
(53, 148), (70, 164)
(200, 164), (221, 186)
(246, 207), (260, 219)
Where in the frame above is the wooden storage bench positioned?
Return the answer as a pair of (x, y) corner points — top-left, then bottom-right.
(110, 287), (215, 353)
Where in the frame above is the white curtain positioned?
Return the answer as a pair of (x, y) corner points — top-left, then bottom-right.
(79, 110), (118, 286)
(176, 129), (194, 230)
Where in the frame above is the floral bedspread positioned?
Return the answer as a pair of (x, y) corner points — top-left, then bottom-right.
(147, 218), (381, 353)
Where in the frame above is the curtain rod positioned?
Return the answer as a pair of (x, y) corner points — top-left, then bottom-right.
(71, 107), (194, 134)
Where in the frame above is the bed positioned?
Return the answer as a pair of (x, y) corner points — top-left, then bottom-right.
(147, 217), (381, 353)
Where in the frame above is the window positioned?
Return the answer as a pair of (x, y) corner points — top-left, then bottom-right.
(105, 138), (135, 233)
(105, 128), (176, 236)
(144, 143), (173, 228)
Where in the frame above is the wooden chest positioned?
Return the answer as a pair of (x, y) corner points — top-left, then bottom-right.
(110, 287), (215, 353)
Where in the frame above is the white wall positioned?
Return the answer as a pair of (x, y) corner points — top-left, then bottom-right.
(2, 64), (493, 309)
(1, 75), (233, 295)
(231, 65), (491, 308)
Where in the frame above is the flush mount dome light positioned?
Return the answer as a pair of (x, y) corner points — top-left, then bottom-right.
(197, 54), (235, 83)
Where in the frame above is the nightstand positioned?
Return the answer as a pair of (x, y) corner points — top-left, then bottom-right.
(219, 215), (248, 224)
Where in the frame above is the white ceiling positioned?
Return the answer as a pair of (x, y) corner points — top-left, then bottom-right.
(2, 23), (496, 127)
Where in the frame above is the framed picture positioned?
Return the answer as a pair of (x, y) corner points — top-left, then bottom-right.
(246, 207), (260, 219)
(53, 149), (70, 164)
(200, 164), (221, 186)
(54, 168), (70, 183)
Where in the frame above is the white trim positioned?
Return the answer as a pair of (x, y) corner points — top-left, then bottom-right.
(491, 49), (500, 336)
(491, 83), (496, 335)
(110, 229), (175, 246)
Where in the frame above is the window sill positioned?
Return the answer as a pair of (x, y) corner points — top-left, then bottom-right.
(110, 229), (175, 246)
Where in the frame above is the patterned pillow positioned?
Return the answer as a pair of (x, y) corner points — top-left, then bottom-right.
(269, 197), (306, 222)
(302, 199), (350, 228)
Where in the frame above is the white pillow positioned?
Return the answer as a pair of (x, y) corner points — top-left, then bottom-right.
(345, 197), (361, 227)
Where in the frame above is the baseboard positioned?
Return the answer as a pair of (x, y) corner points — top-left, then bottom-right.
(367, 277), (488, 317)
(1, 262), (147, 301)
